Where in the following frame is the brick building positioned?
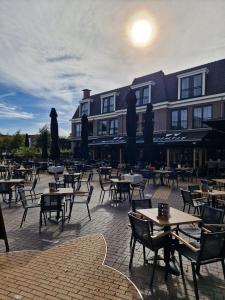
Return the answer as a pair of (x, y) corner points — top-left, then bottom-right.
(70, 58), (225, 167)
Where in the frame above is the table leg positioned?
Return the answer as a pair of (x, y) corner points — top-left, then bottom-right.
(160, 174), (164, 186)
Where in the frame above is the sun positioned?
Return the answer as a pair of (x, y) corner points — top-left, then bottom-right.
(130, 19), (153, 47)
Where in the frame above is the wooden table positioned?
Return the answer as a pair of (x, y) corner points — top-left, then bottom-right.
(137, 207), (201, 276)
(195, 189), (225, 207)
(154, 170), (172, 185)
(110, 178), (132, 202)
(212, 178), (225, 190)
(0, 179), (24, 185)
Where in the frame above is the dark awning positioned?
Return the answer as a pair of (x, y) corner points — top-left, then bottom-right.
(89, 131), (209, 146)
(204, 118), (225, 133)
(153, 131), (209, 145)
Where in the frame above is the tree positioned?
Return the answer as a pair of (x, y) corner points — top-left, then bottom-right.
(25, 134), (29, 147)
(143, 103), (154, 164)
(50, 108), (60, 161)
(125, 89), (137, 165)
(39, 126), (49, 159)
(81, 114), (89, 160)
(10, 131), (23, 151)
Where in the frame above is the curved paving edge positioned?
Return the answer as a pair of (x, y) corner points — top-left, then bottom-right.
(0, 233), (143, 300)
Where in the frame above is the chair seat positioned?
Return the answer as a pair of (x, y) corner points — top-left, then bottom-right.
(179, 225), (201, 240)
(26, 203), (40, 209)
(178, 244), (199, 261)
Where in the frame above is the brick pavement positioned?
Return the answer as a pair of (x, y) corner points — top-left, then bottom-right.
(0, 234), (141, 300)
(0, 171), (225, 300)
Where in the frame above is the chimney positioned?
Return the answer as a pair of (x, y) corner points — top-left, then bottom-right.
(82, 89), (91, 99)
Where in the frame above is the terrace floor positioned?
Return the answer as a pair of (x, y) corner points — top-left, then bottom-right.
(0, 172), (225, 300)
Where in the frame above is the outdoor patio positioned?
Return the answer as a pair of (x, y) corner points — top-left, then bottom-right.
(0, 171), (225, 300)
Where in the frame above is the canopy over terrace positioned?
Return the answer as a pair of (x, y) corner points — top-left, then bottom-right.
(88, 131), (210, 166)
(205, 118), (225, 133)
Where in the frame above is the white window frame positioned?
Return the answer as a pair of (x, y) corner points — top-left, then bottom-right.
(100, 92), (117, 114)
(131, 81), (155, 105)
(79, 99), (91, 117)
(177, 67), (208, 100)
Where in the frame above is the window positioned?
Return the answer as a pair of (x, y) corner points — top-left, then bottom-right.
(143, 87), (149, 104)
(102, 96), (114, 113)
(134, 86), (149, 106)
(171, 109), (187, 130)
(180, 74), (202, 99)
(80, 102), (89, 116)
(193, 105), (212, 128)
(135, 89), (141, 106)
(109, 119), (118, 135)
(98, 120), (107, 135)
(75, 124), (81, 137)
(89, 122), (93, 136)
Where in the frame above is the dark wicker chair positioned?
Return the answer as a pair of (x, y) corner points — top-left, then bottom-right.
(180, 189), (206, 214)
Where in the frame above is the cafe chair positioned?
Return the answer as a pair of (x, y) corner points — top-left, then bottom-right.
(165, 171), (178, 188)
(172, 230), (225, 300)
(39, 194), (65, 232)
(0, 182), (13, 208)
(177, 205), (224, 242)
(69, 185), (94, 221)
(77, 171), (93, 191)
(180, 189), (207, 214)
(114, 182), (131, 203)
(23, 178), (38, 200)
(130, 179), (147, 199)
(99, 177), (114, 204)
(128, 212), (171, 287)
(18, 188), (40, 228)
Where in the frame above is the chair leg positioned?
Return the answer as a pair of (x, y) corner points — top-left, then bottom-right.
(39, 211), (42, 233)
(178, 252), (184, 278)
(150, 251), (158, 287)
(129, 240), (136, 269)
(222, 259), (225, 279)
(87, 204), (91, 220)
(130, 233), (133, 248)
(20, 208), (27, 228)
(143, 245), (146, 263)
(191, 262), (199, 300)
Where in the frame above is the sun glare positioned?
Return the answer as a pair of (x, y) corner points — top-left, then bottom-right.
(130, 19), (153, 47)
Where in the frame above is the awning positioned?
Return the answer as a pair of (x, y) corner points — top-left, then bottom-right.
(89, 131), (209, 146)
(153, 131), (209, 145)
(204, 118), (225, 133)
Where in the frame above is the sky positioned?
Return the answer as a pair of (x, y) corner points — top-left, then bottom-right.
(0, 0), (225, 137)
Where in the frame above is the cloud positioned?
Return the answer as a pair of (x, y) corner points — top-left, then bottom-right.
(46, 54), (81, 63)
(0, 102), (33, 119)
(0, 92), (16, 99)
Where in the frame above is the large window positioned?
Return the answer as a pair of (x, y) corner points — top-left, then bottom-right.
(75, 123), (81, 137)
(80, 102), (89, 116)
(180, 74), (202, 99)
(102, 96), (114, 113)
(109, 119), (118, 135)
(193, 105), (212, 128)
(134, 86), (149, 106)
(98, 120), (107, 135)
(171, 109), (188, 130)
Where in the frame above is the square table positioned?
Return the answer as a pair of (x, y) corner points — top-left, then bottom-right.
(153, 170), (172, 185)
(194, 189), (225, 207)
(123, 174), (143, 184)
(137, 207), (201, 276)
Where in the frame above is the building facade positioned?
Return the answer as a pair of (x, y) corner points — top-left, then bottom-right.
(70, 58), (225, 167)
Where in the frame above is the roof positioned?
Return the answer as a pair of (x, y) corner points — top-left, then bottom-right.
(72, 57), (225, 119)
(204, 118), (225, 133)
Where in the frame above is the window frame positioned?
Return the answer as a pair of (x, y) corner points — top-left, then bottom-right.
(75, 123), (81, 137)
(134, 86), (150, 106)
(180, 74), (203, 100)
(192, 105), (212, 129)
(109, 119), (118, 135)
(171, 109), (188, 130)
(80, 102), (89, 116)
(97, 120), (108, 135)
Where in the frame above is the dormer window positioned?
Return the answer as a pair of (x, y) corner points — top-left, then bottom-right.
(101, 92), (116, 114)
(80, 102), (89, 116)
(131, 81), (154, 106)
(177, 68), (208, 100)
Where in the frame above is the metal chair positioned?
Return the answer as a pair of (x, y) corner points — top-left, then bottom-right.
(99, 177), (114, 204)
(178, 205), (224, 241)
(39, 194), (65, 232)
(173, 230), (225, 300)
(18, 188), (40, 227)
(70, 185), (94, 220)
(23, 178), (38, 200)
(130, 179), (147, 199)
(128, 212), (171, 286)
(0, 182), (13, 208)
(77, 171), (93, 191)
(180, 189), (206, 214)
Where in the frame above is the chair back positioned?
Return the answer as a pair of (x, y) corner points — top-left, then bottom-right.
(131, 197), (152, 212)
(40, 194), (64, 212)
(188, 185), (200, 193)
(64, 174), (75, 187)
(116, 182), (130, 193)
(87, 171), (93, 182)
(201, 205), (224, 224)
(180, 189), (193, 205)
(198, 231), (225, 262)
(128, 212), (152, 246)
(18, 188), (27, 208)
(87, 185), (94, 204)
(0, 182), (11, 193)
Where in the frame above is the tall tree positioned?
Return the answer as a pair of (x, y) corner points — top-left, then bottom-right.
(25, 133), (29, 147)
(143, 103), (154, 164)
(39, 126), (49, 159)
(125, 89), (137, 165)
(81, 114), (89, 160)
(50, 108), (60, 161)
